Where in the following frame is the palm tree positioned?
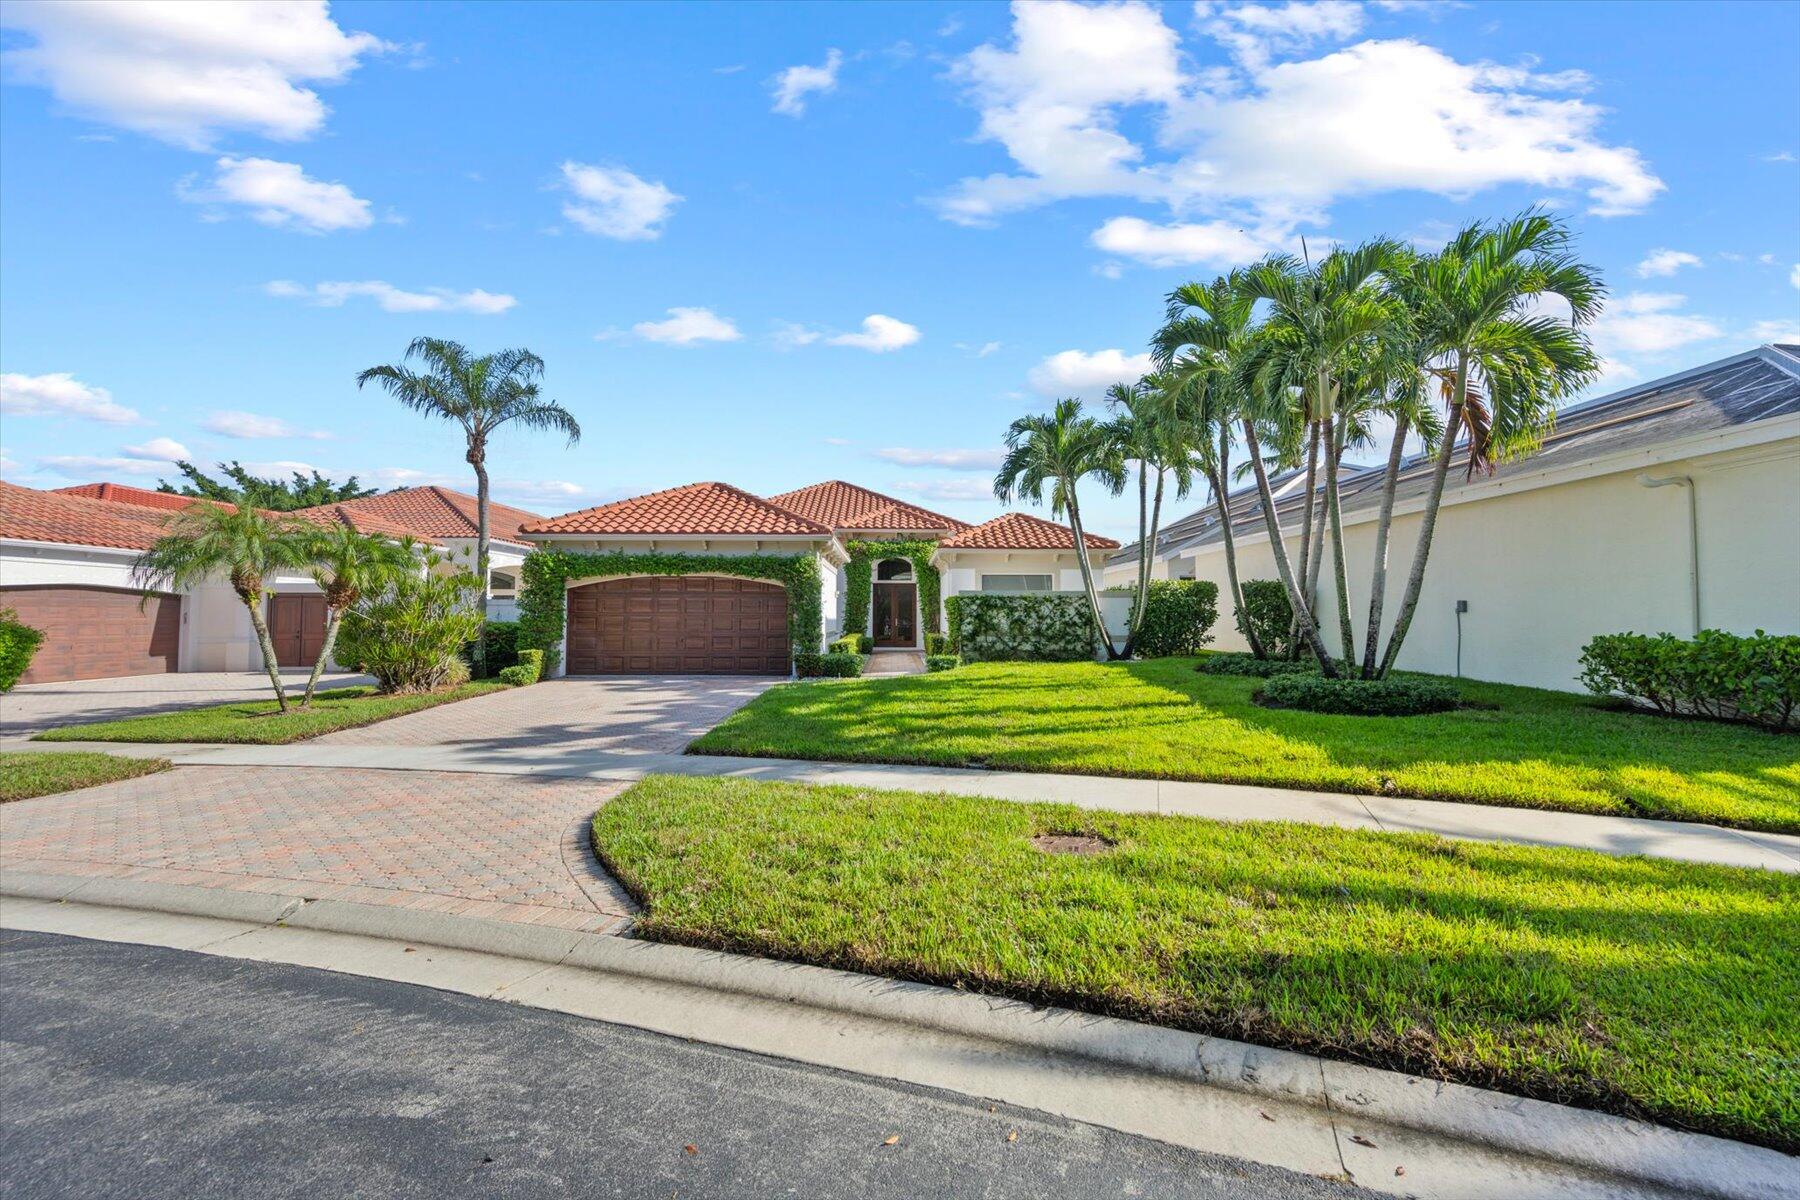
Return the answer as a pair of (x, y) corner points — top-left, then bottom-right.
(1106, 374), (1198, 656)
(298, 525), (421, 707)
(132, 502), (314, 710)
(994, 398), (1126, 659)
(356, 338), (581, 675)
(1374, 211), (1602, 677)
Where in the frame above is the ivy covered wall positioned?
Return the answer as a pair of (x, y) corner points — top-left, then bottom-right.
(944, 593), (1097, 662)
(843, 540), (942, 636)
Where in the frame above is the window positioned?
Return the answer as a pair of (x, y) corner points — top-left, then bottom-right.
(488, 570), (517, 598)
(980, 574), (1052, 593)
(876, 559), (914, 581)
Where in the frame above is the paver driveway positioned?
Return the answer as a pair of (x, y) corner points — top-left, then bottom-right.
(0, 670), (373, 737)
(1, 766), (633, 932)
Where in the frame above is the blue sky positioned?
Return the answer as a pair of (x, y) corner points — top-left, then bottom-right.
(2, 0), (1797, 539)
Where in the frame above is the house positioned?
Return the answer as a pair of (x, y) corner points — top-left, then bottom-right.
(518, 480), (1118, 675)
(0, 482), (534, 684)
(1104, 344), (1800, 691)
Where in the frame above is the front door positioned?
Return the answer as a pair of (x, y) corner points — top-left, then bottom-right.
(268, 593), (328, 667)
(873, 583), (917, 647)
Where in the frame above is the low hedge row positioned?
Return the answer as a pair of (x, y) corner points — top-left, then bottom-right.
(830, 633), (872, 655)
(497, 648), (544, 688)
(925, 654), (959, 673)
(1580, 629), (1799, 731)
(945, 593), (1095, 662)
(925, 632), (951, 656)
(795, 651), (864, 678)
(1196, 652), (1317, 678)
(1260, 673), (1460, 716)
(1126, 580), (1219, 657)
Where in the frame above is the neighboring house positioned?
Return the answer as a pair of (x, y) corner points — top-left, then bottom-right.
(518, 480), (1118, 675)
(1105, 344), (1800, 691)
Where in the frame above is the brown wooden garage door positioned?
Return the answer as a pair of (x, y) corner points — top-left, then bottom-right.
(1, 585), (181, 684)
(566, 576), (789, 675)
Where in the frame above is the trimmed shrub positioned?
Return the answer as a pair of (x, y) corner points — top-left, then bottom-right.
(925, 654), (959, 673)
(951, 593), (1097, 662)
(945, 595), (964, 653)
(336, 555), (484, 694)
(1236, 579), (1296, 660)
(1196, 651), (1317, 678)
(795, 651), (865, 678)
(1580, 629), (1800, 731)
(1260, 673), (1460, 716)
(1128, 580), (1219, 657)
(0, 607), (45, 693)
(475, 620), (521, 672)
(498, 647), (546, 687)
(925, 631), (951, 656)
(830, 633), (872, 655)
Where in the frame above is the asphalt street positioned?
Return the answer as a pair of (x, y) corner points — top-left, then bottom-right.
(0, 929), (1358, 1199)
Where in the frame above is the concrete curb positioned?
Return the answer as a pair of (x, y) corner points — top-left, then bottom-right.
(3, 872), (1792, 1200)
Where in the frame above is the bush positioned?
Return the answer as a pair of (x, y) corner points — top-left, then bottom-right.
(1260, 672), (1460, 716)
(1196, 651), (1317, 678)
(471, 620), (520, 673)
(497, 648), (545, 688)
(794, 651), (864, 678)
(0, 608), (45, 693)
(1128, 580), (1219, 657)
(830, 633), (872, 655)
(925, 654), (959, 673)
(335, 554), (484, 694)
(925, 631), (951, 656)
(1580, 629), (1800, 731)
(1236, 579), (1297, 660)
(951, 594), (1096, 663)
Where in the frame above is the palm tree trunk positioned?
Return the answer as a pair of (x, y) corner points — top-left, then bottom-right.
(1323, 413), (1355, 668)
(1378, 356), (1466, 678)
(1208, 463), (1260, 659)
(470, 441), (491, 678)
(244, 591), (288, 712)
(1242, 420), (1337, 676)
(1064, 492), (1117, 660)
(1359, 410), (1410, 678)
(301, 608), (344, 708)
(1290, 421), (1319, 653)
(1125, 462), (1149, 656)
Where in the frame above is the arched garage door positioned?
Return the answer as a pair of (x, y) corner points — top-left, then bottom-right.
(0, 585), (181, 684)
(566, 576), (789, 675)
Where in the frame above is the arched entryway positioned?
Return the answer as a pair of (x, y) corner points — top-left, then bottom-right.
(565, 576), (789, 675)
(871, 559), (918, 648)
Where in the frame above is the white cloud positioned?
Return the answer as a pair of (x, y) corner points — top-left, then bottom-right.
(1791, 263), (1800, 290)
(875, 447), (1004, 470)
(1090, 215), (1289, 267)
(180, 156), (372, 232)
(1749, 319), (1800, 345)
(1199, 1), (1366, 70)
(976, 340), (1002, 357)
(771, 48), (843, 117)
(631, 307), (742, 346)
(1028, 348), (1155, 398)
(493, 478), (590, 503)
(39, 455), (171, 478)
(0, 0), (386, 148)
(559, 161), (680, 240)
(122, 436), (190, 461)
(238, 459), (321, 477)
(263, 279), (516, 314)
(772, 321), (824, 349)
(1635, 248), (1701, 278)
(1590, 293), (1723, 356)
(896, 478), (995, 502)
(202, 410), (332, 439)
(0, 371), (139, 423)
(826, 314), (921, 352)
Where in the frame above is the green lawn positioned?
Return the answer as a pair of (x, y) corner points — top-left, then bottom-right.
(34, 683), (509, 744)
(0, 750), (170, 802)
(689, 659), (1800, 835)
(594, 775), (1800, 1151)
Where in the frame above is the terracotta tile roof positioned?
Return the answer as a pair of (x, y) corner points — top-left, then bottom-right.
(293, 486), (542, 544)
(290, 503), (443, 543)
(767, 481), (970, 534)
(938, 512), (1120, 551)
(1, 481), (175, 551)
(51, 481), (224, 512)
(523, 482), (831, 537)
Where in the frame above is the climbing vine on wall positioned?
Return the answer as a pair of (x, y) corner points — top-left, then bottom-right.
(843, 540), (942, 635)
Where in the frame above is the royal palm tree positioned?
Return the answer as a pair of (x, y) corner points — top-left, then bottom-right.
(356, 338), (581, 675)
(994, 398), (1126, 658)
(1106, 374), (1198, 656)
(132, 502), (314, 710)
(1374, 212), (1602, 677)
(298, 525), (422, 707)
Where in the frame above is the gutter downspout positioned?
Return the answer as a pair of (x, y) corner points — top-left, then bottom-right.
(1638, 473), (1699, 635)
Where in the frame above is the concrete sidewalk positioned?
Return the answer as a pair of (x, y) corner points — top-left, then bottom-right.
(13, 736), (1799, 873)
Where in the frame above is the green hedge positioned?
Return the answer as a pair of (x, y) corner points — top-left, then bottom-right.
(497, 648), (545, 687)
(1127, 580), (1219, 657)
(843, 541), (942, 639)
(0, 607), (45, 693)
(1196, 651), (1317, 678)
(1236, 579), (1296, 660)
(1261, 673), (1460, 716)
(795, 651), (864, 678)
(946, 593), (1097, 663)
(830, 633), (872, 655)
(924, 654), (959, 673)
(924, 631), (951, 656)
(518, 550), (823, 671)
(1580, 629), (1800, 731)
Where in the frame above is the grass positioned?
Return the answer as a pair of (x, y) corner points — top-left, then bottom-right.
(689, 658), (1800, 835)
(0, 751), (170, 802)
(594, 774), (1800, 1151)
(34, 682), (509, 744)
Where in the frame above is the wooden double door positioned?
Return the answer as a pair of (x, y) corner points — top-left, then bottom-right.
(873, 583), (917, 647)
(268, 593), (329, 668)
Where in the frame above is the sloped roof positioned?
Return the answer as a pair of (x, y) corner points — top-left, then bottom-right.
(767, 481), (970, 534)
(938, 511), (1119, 551)
(523, 482), (831, 537)
(293, 486), (541, 545)
(51, 481), (225, 512)
(290, 503), (442, 542)
(1, 481), (173, 550)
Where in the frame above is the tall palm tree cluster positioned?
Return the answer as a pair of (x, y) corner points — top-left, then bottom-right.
(996, 211), (1605, 677)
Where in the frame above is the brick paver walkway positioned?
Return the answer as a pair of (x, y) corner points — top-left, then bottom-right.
(1, 766), (634, 933)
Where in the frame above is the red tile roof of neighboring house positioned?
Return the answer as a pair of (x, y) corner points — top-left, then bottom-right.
(523, 482), (832, 537)
(766, 481), (970, 534)
(938, 512), (1120, 551)
(293, 486), (542, 544)
(51, 481), (227, 512)
(1, 481), (174, 551)
(290, 503), (443, 543)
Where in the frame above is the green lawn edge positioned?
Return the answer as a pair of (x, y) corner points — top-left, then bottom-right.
(0, 751), (171, 802)
(33, 681), (511, 744)
(593, 774), (1800, 1152)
